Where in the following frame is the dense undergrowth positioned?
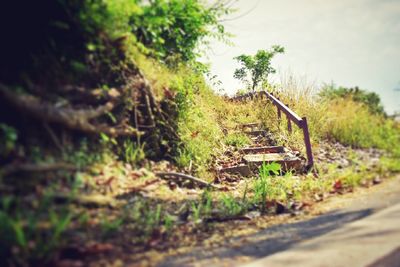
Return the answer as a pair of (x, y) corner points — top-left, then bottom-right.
(250, 76), (400, 159)
(1, 0), (400, 266)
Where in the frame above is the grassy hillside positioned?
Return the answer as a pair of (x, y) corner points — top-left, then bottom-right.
(1, 1), (400, 266)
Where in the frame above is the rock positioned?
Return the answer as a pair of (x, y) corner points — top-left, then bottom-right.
(275, 201), (287, 214)
(219, 164), (252, 176)
(314, 193), (323, 202)
(373, 176), (382, 185)
(243, 211), (261, 220)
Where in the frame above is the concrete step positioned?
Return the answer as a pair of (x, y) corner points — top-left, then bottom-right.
(239, 123), (261, 132)
(219, 152), (303, 176)
(218, 164), (252, 177)
(240, 122), (259, 128)
(243, 153), (303, 171)
(245, 130), (267, 137)
(240, 146), (286, 154)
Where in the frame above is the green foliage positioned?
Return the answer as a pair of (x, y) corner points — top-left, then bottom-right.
(0, 195), (73, 266)
(122, 140), (146, 165)
(201, 189), (213, 217)
(191, 202), (203, 222)
(1, 0), (125, 86)
(2, 0), (229, 88)
(100, 216), (123, 238)
(173, 68), (224, 174)
(63, 139), (103, 169)
(128, 201), (164, 240)
(325, 98), (400, 154)
(379, 156), (400, 173)
(0, 123), (17, 157)
(259, 161), (282, 176)
(163, 214), (174, 232)
(234, 46), (285, 91)
(219, 194), (244, 217)
(190, 190), (214, 222)
(224, 132), (251, 147)
(253, 162), (281, 212)
(131, 0), (230, 61)
(320, 84), (386, 116)
(99, 133), (117, 145)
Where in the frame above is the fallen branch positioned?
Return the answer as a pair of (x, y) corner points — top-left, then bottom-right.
(155, 172), (218, 189)
(52, 193), (117, 208)
(43, 122), (64, 152)
(205, 215), (252, 223)
(0, 84), (143, 137)
(0, 162), (82, 177)
(128, 178), (162, 193)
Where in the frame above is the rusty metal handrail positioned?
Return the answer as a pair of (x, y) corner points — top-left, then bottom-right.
(232, 91), (314, 168)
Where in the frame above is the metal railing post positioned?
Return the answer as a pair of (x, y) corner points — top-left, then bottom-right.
(277, 97), (282, 120)
(287, 104), (292, 133)
(301, 117), (314, 168)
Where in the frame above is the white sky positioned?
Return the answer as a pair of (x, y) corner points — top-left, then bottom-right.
(202, 0), (400, 114)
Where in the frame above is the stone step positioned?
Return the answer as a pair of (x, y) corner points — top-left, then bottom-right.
(239, 123), (261, 132)
(240, 146), (286, 154)
(245, 130), (267, 137)
(219, 151), (303, 176)
(218, 164), (252, 177)
(243, 153), (303, 171)
(240, 122), (259, 128)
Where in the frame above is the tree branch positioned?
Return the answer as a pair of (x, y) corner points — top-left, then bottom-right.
(0, 84), (143, 137)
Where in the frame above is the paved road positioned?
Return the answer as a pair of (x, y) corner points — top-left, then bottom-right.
(244, 202), (400, 267)
(160, 176), (400, 267)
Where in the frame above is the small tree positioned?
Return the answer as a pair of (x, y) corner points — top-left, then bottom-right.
(233, 45), (284, 91)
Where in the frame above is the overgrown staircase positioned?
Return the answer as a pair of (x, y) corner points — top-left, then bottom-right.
(219, 123), (305, 176)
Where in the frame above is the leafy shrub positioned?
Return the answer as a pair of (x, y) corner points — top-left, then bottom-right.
(234, 46), (285, 91)
(131, 0), (230, 61)
(320, 84), (385, 116)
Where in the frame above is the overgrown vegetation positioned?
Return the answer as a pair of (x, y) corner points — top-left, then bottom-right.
(233, 46), (285, 91)
(0, 0), (233, 265)
(319, 84), (386, 116)
(255, 75), (400, 158)
(1, 0), (400, 266)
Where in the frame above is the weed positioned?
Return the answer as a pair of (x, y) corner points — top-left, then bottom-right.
(191, 202), (202, 222)
(201, 189), (213, 217)
(252, 162), (282, 212)
(224, 132), (251, 147)
(100, 216), (123, 238)
(163, 214), (174, 233)
(122, 140), (145, 165)
(0, 123), (17, 157)
(63, 139), (103, 169)
(128, 201), (164, 241)
(141, 204), (163, 238)
(220, 194), (245, 217)
(100, 132), (117, 146)
(379, 157), (400, 173)
(0, 195), (74, 266)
